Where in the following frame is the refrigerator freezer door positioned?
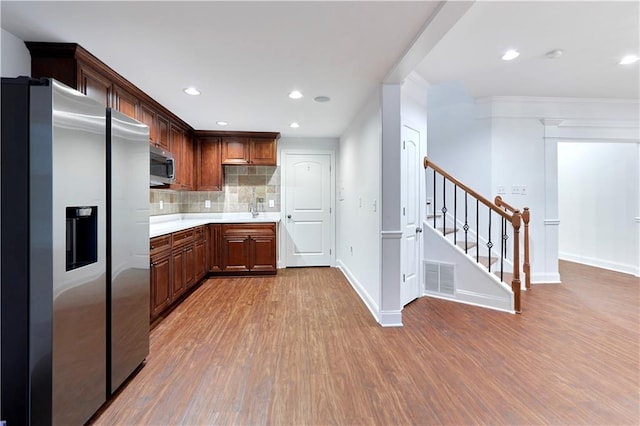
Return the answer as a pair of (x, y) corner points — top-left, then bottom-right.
(30, 79), (107, 425)
(108, 109), (150, 393)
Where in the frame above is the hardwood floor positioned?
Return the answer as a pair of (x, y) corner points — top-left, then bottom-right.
(90, 261), (639, 425)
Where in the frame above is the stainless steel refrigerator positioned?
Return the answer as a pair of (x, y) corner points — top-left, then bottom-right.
(1, 77), (150, 425)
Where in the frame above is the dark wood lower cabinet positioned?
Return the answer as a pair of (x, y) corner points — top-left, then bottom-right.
(220, 223), (277, 275)
(150, 251), (171, 319)
(151, 223), (276, 323)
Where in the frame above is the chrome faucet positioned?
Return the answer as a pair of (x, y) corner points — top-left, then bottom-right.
(249, 188), (259, 217)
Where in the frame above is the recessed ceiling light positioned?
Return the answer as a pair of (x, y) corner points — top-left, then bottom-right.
(216, 121), (228, 126)
(288, 90), (303, 99)
(502, 49), (520, 61)
(289, 122), (300, 128)
(183, 87), (201, 96)
(619, 54), (639, 65)
(545, 49), (564, 59)
(314, 96), (331, 103)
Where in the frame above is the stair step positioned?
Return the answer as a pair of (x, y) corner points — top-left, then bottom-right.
(494, 271), (514, 283)
(475, 255), (498, 268)
(426, 213), (442, 219)
(456, 241), (477, 250)
(436, 227), (456, 235)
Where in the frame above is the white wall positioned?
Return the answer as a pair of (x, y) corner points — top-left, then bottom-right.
(558, 142), (639, 276)
(1, 28), (30, 77)
(486, 97), (639, 282)
(426, 81), (492, 196)
(336, 89), (382, 321)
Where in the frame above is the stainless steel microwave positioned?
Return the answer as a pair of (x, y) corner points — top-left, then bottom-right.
(149, 145), (175, 186)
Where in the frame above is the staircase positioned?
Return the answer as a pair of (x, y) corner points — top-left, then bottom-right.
(423, 157), (530, 313)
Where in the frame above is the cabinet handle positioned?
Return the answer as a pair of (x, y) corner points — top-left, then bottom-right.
(151, 245), (154, 249)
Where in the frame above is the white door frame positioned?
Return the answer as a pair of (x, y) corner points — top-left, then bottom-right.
(280, 149), (336, 268)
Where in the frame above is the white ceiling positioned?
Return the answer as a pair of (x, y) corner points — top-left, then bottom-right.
(1, 1), (639, 138)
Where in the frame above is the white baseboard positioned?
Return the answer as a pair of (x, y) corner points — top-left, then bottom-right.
(379, 310), (403, 327)
(424, 291), (515, 314)
(531, 272), (562, 284)
(335, 260), (381, 324)
(559, 253), (640, 277)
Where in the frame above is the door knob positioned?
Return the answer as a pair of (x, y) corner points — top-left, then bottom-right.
(287, 215), (292, 219)
(416, 227), (423, 233)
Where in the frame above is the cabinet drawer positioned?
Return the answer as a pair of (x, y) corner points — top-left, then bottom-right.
(222, 223), (276, 236)
(150, 234), (172, 256)
(172, 229), (195, 247)
(194, 225), (206, 241)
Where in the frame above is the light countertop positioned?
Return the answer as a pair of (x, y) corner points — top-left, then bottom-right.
(150, 212), (281, 238)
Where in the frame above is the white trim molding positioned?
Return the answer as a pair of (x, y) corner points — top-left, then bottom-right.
(336, 261), (380, 323)
(379, 310), (403, 327)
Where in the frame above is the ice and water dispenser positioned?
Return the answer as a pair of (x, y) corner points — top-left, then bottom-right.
(65, 206), (98, 271)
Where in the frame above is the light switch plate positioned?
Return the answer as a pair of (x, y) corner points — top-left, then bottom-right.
(512, 185), (521, 195)
(520, 185), (527, 195)
(204, 200), (211, 208)
(497, 185), (506, 195)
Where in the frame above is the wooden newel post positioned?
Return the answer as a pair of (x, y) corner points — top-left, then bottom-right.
(511, 211), (522, 313)
(523, 207), (531, 290)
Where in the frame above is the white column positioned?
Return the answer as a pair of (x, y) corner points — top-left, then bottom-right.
(380, 84), (403, 326)
(541, 119), (562, 283)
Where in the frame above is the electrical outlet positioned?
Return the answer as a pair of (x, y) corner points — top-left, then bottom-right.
(159, 200), (164, 210)
(269, 199), (275, 208)
(372, 199), (377, 212)
(350, 246), (353, 256)
(497, 185), (506, 195)
(512, 185), (521, 195)
(359, 197), (362, 208)
(520, 185), (527, 196)
(204, 200), (211, 208)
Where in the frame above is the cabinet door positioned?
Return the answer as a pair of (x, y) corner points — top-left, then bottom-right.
(195, 239), (207, 281)
(250, 138), (277, 165)
(78, 64), (111, 106)
(184, 244), (196, 288)
(182, 132), (194, 190)
(197, 137), (222, 191)
(250, 234), (277, 272)
(171, 249), (186, 299)
(221, 137), (250, 165)
(139, 103), (157, 145)
(156, 114), (170, 151)
(221, 233), (251, 272)
(208, 224), (222, 272)
(113, 85), (138, 119)
(150, 252), (171, 320)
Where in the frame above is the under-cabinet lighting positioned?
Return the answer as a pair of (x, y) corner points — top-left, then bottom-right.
(216, 121), (228, 126)
(183, 87), (201, 96)
(289, 122), (300, 128)
(501, 49), (520, 61)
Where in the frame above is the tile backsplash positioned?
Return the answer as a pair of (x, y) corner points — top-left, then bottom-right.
(150, 165), (280, 216)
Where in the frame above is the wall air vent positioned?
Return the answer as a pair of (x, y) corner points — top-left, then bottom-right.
(424, 261), (455, 295)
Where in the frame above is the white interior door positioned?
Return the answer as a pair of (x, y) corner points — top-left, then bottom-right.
(401, 126), (421, 305)
(284, 153), (333, 267)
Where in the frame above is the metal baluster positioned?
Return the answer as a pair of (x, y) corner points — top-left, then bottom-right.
(500, 216), (505, 282)
(464, 193), (469, 254)
(433, 170), (436, 229)
(487, 209), (493, 273)
(441, 176), (447, 236)
(453, 185), (457, 245)
(476, 199), (479, 263)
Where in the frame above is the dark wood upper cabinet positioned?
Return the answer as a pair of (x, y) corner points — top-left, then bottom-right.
(197, 137), (223, 191)
(113, 85), (138, 119)
(216, 132), (279, 166)
(249, 138), (277, 165)
(221, 136), (277, 166)
(77, 63), (111, 106)
(221, 137), (251, 165)
(169, 125), (194, 190)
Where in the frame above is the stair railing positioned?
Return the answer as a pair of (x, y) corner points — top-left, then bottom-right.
(495, 196), (530, 291)
(424, 157), (522, 313)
